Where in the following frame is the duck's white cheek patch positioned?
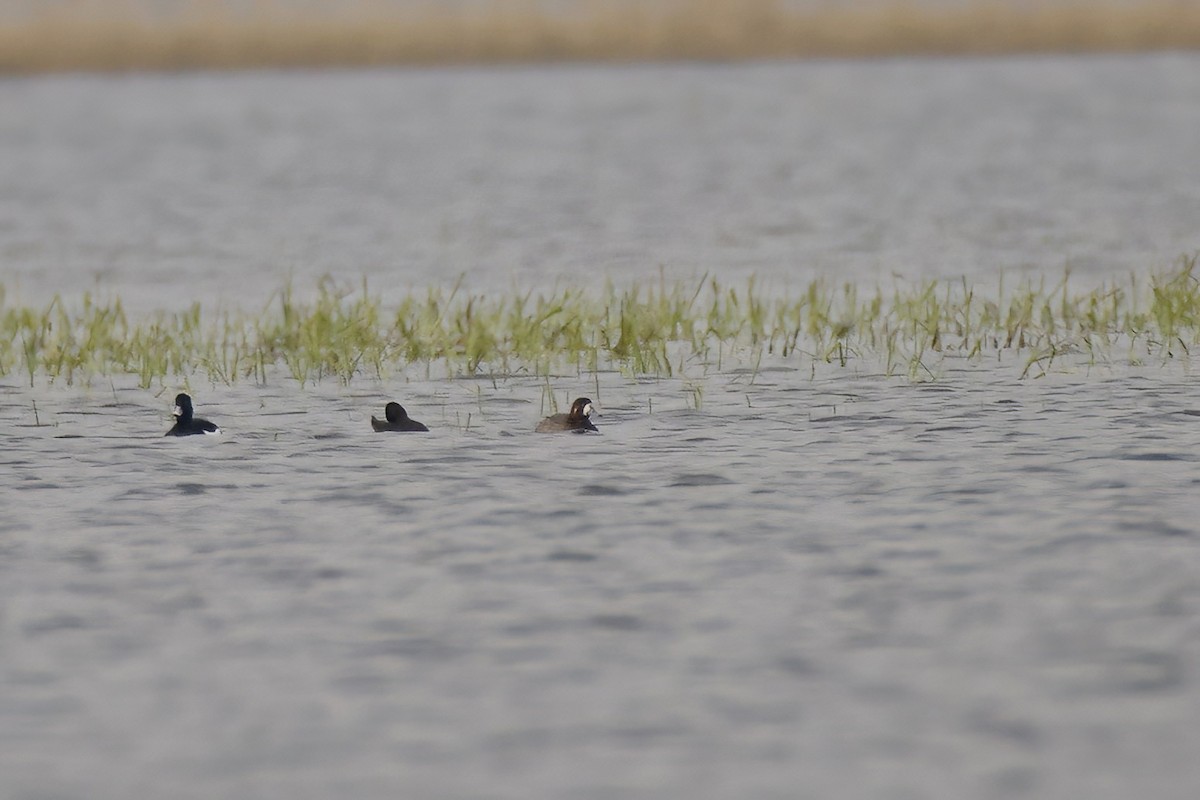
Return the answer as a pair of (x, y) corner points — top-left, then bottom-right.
(583, 404), (594, 416)
(172, 406), (182, 416)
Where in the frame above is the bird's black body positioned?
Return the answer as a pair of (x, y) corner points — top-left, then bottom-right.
(165, 393), (220, 436)
(371, 402), (429, 432)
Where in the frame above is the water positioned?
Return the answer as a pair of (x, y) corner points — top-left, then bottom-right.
(2, 54), (1199, 312)
(3, 54), (1200, 799)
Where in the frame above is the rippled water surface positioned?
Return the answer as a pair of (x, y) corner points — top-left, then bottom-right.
(2, 54), (1200, 799)
(2, 53), (1199, 311)
(4, 364), (1200, 799)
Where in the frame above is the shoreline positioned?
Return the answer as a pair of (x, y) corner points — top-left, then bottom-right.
(3, 1), (1199, 74)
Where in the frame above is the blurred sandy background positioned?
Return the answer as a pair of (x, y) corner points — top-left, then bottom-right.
(1, 0), (1198, 72)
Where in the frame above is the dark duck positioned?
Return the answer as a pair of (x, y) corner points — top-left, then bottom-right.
(371, 401), (429, 432)
(165, 393), (220, 436)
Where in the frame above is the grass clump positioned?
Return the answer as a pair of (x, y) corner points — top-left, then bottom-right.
(3, 255), (1200, 387)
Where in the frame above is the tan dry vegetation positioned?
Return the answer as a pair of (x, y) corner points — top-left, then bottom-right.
(1, 0), (1199, 73)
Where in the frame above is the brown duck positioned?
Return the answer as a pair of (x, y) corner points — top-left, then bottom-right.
(535, 397), (598, 433)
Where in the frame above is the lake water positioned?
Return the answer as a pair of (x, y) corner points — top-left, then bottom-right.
(3, 53), (1200, 309)
(3, 54), (1200, 799)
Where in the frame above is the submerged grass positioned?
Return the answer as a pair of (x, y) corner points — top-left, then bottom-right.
(3, 257), (1199, 388)
(2, 0), (1200, 74)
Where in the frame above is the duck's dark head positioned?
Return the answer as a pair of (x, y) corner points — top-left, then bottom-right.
(385, 402), (407, 423)
(172, 393), (193, 420)
(568, 397), (595, 422)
